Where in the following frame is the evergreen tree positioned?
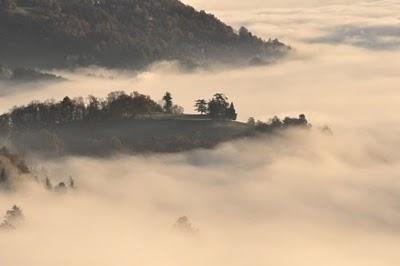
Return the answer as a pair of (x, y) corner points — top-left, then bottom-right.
(227, 103), (237, 120)
(162, 92), (173, 113)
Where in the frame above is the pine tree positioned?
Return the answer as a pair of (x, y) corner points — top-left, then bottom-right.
(227, 103), (237, 120)
(162, 92), (173, 113)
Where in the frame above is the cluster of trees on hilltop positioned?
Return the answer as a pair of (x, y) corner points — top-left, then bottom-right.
(195, 93), (237, 120)
(0, 91), (166, 132)
(0, 91), (241, 135)
(0, 0), (289, 68)
(0, 90), (314, 156)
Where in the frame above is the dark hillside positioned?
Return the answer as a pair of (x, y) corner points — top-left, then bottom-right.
(13, 118), (253, 155)
(0, 0), (289, 68)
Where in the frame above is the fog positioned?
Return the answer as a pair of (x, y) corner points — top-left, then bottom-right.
(2, 128), (400, 265)
(1, 0), (400, 265)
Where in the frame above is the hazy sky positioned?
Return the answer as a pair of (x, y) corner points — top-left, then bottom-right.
(1, 1), (400, 265)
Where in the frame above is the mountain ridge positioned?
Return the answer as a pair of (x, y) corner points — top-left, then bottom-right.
(0, 0), (290, 69)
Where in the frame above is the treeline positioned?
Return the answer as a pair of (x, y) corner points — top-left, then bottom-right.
(0, 91), (161, 132)
(0, 91), (239, 134)
(0, 0), (289, 68)
(249, 114), (310, 132)
(0, 90), (312, 156)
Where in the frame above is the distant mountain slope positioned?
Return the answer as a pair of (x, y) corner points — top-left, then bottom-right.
(0, 0), (290, 68)
(0, 65), (63, 82)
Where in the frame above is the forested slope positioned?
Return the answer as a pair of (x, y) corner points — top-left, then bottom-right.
(0, 0), (289, 68)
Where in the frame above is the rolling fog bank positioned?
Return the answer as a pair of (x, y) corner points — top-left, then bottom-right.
(1, 0), (400, 265)
(1, 127), (400, 265)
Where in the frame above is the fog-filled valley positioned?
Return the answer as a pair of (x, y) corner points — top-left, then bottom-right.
(1, 0), (400, 265)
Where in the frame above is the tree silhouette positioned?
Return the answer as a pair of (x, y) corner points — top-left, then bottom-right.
(208, 93), (229, 118)
(86, 95), (101, 121)
(171, 105), (184, 115)
(227, 103), (237, 120)
(162, 92), (173, 113)
(195, 99), (208, 115)
(283, 114), (308, 128)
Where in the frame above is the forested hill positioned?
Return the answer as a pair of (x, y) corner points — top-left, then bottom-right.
(0, 91), (310, 156)
(0, 0), (290, 69)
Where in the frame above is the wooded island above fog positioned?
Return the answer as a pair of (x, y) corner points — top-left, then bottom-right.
(0, 91), (310, 156)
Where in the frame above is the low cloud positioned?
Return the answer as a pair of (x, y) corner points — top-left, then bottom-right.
(2, 128), (400, 265)
(307, 24), (400, 49)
